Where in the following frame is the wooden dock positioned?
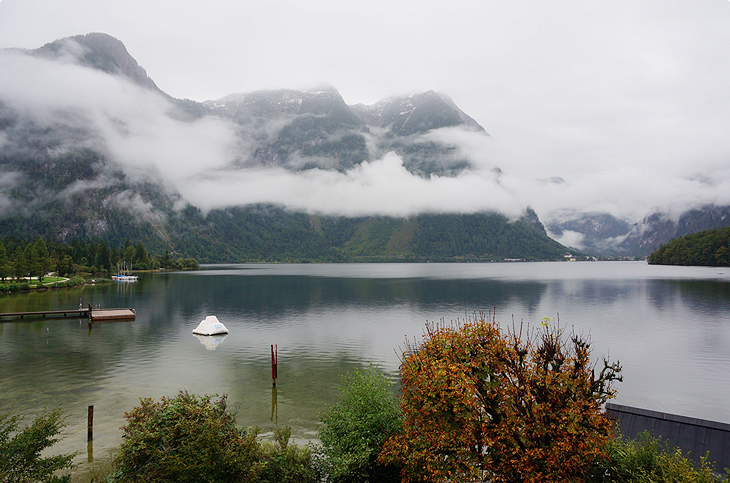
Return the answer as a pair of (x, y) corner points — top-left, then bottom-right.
(89, 308), (136, 322)
(0, 307), (135, 322)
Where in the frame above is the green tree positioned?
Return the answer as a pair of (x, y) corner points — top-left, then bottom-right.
(715, 245), (729, 266)
(13, 248), (28, 281)
(109, 245), (120, 270)
(123, 245), (134, 268)
(0, 241), (10, 282)
(317, 365), (402, 483)
(34, 239), (52, 282)
(381, 315), (622, 483)
(0, 408), (75, 483)
(56, 255), (74, 278)
(180, 258), (200, 270)
(25, 244), (40, 281)
(96, 240), (111, 273)
(108, 392), (262, 483)
(133, 242), (149, 270)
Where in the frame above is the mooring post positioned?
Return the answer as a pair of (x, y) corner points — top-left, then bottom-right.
(271, 344), (278, 388)
(271, 386), (278, 424)
(87, 405), (94, 442)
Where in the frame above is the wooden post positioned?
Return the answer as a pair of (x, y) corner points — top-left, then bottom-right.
(271, 386), (278, 424)
(271, 344), (278, 388)
(87, 405), (94, 442)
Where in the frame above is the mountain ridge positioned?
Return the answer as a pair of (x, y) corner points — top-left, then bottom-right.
(1, 32), (726, 259)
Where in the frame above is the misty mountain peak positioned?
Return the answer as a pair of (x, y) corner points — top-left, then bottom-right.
(32, 33), (161, 92)
(351, 90), (486, 136)
(209, 87), (361, 126)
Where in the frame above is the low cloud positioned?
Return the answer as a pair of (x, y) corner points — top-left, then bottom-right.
(183, 153), (518, 218)
(111, 190), (168, 225)
(3, 48), (730, 228)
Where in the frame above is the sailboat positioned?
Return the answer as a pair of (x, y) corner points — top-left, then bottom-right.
(113, 259), (139, 282)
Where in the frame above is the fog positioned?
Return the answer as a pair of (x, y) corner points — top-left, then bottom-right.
(2, 0), (730, 240)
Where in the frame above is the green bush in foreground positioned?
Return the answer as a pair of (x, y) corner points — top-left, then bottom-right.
(259, 426), (318, 483)
(316, 365), (402, 483)
(596, 430), (730, 482)
(0, 408), (75, 483)
(108, 392), (262, 483)
(107, 391), (317, 483)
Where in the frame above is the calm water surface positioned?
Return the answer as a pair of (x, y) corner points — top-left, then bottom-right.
(1, 261), (730, 466)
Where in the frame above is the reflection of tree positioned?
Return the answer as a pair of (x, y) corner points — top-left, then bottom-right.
(647, 280), (730, 315)
(549, 280), (635, 307)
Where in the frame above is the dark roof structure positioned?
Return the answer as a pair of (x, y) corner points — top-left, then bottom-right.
(606, 403), (730, 471)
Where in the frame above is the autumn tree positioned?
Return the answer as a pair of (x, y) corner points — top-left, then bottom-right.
(380, 314), (622, 483)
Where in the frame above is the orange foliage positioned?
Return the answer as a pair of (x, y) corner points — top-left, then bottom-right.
(380, 315), (622, 483)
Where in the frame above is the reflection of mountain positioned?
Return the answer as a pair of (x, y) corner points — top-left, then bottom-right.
(158, 272), (549, 316)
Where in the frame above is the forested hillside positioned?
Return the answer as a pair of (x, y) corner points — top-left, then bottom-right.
(647, 227), (730, 266)
(169, 206), (567, 263)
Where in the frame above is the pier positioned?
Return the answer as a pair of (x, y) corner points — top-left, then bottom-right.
(0, 307), (135, 322)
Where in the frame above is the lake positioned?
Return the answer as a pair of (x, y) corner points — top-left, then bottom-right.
(1, 261), (729, 467)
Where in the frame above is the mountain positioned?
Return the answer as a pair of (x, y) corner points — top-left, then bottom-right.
(202, 87), (484, 175)
(31, 32), (162, 92)
(548, 206), (730, 257)
(0, 33), (569, 262)
(205, 87), (370, 171)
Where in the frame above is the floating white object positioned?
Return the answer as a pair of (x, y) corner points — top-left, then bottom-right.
(192, 315), (229, 336)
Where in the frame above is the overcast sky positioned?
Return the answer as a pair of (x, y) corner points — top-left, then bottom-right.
(1, 0), (730, 244)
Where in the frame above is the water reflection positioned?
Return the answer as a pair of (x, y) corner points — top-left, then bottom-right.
(194, 333), (228, 350)
(1, 262), (729, 470)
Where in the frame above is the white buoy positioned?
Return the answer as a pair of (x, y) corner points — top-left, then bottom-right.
(192, 315), (229, 336)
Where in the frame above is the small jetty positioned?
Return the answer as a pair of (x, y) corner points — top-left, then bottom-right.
(0, 305), (135, 323)
(88, 307), (136, 322)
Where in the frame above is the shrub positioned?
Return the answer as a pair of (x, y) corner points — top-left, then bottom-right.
(380, 315), (622, 483)
(316, 364), (402, 483)
(259, 426), (318, 483)
(598, 430), (730, 482)
(57, 276), (85, 288)
(180, 258), (200, 270)
(0, 408), (75, 483)
(108, 392), (262, 483)
(0, 281), (30, 293)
